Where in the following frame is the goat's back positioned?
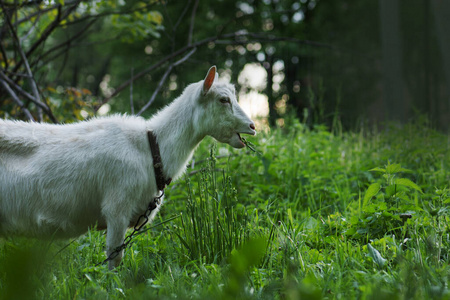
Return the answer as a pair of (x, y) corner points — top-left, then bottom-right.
(0, 116), (155, 238)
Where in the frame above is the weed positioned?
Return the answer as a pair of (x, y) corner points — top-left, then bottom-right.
(1, 118), (449, 299)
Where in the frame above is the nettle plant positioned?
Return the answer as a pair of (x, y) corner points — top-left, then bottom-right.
(336, 163), (450, 269)
(365, 163), (423, 208)
(329, 163), (424, 241)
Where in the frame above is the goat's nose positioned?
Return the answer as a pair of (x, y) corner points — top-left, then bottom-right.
(250, 123), (256, 130)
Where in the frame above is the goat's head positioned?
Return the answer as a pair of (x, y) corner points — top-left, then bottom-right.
(198, 66), (256, 148)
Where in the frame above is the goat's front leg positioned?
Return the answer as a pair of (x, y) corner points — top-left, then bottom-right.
(105, 217), (128, 270)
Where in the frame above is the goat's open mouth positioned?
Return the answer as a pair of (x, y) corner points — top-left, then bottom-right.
(237, 133), (250, 147)
(236, 133), (245, 147)
(231, 130), (256, 148)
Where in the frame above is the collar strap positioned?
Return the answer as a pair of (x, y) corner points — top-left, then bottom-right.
(147, 131), (172, 191)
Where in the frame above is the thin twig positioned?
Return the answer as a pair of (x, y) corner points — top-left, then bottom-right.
(136, 47), (197, 116)
(0, 79), (35, 121)
(19, 6), (43, 44)
(161, 0), (174, 31)
(96, 36), (217, 109)
(160, 0), (176, 51)
(54, 30), (71, 81)
(12, 4), (59, 26)
(0, 69), (30, 78)
(98, 31), (343, 109)
(24, 4), (64, 58)
(0, 71), (59, 122)
(35, 19), (97, 65)
(1, 2), (52, 122)
(63, 2), (158, 26)
(18, 49), (43, 121)
(0, 39), (9, 70)
(136, 66), (172, 116)
(187, 0), (199, 46)
(0, 71), (36, 104)
(60, 36), (120, 48)
(11, 1), (81, 75)
(173, 0), (192, 31)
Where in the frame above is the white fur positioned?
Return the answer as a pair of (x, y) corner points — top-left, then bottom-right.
(0, 66), (255, 269)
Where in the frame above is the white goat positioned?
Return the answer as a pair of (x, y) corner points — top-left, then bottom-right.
(0, 66), (256, 269)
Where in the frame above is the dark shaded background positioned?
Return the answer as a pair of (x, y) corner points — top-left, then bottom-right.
(1, 0), (449, 130)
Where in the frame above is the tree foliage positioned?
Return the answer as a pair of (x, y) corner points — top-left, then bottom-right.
(1, 0), (449, 129)
(0, 0), (163, 122)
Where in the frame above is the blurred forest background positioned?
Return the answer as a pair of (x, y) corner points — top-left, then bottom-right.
(1, 0), (449, 131)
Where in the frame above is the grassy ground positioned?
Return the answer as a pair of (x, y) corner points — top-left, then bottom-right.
(1, 117), (449, 299)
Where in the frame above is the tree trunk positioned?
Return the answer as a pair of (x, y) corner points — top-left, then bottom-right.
(379, 0), (406, 122)
(431, 0), (450, 129)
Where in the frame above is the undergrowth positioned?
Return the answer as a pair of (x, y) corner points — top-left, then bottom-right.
(0, 118), (449, 299)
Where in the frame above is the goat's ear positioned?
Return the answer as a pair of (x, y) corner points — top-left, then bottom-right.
(202, 66), (216, 95)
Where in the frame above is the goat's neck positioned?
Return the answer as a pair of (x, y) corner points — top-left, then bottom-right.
(147, 108), (204, 181)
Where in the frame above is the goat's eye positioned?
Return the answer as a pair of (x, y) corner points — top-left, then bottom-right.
(219, 97), (230, 104)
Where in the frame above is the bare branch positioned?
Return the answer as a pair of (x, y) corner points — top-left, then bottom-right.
(2, 0), (43, 9)
(10, 1), (82, 75)
(136, 66), (172, 116)
(187, 0), (199, 46)
(173, 47), (198, 67)
(0, 71), (34, 103)
(0, 71), (58, 123)
(160, 0), (174, 31)
(12, 4), (59, 27)
(0, 79), (35, 121)
(96, 36), (218, 109)
(24, 4), (65, 57)
(0, 69), (30, 78)
(1, 1), (61, 123)
(20, 52), (43, 121)
(173, 0), (192, 31)
(97, 31), (341, 110)
(35, 18), (97, 65)
(1, 2), (46, 120)
(136, 47), (197, 116)
(19, 6), (44, 44)
(63, 2), (158, 26)
(0, 41), (8, 70)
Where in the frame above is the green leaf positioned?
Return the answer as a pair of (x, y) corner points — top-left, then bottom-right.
(385, 184), (408, 198)
(148, 11), (163, 25)
(345, 227), (357, 236)
(385, 185), (395, 198)
(386, 163), (412, 174)
(367, 243), (386, 269)
(369, 167), (386, 173)
(386, 163), (402, 173)
(287, 208), (294, 226)
(84, 273), (93, 282)
(304, 217), (319, 232)
(394, 178), (422, 193)
(363, 183), (381, 207)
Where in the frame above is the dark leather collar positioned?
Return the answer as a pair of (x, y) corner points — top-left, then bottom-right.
(147, 131), (172, 191)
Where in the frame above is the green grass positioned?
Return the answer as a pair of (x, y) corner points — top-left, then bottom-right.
(1, 118), (449, 299)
